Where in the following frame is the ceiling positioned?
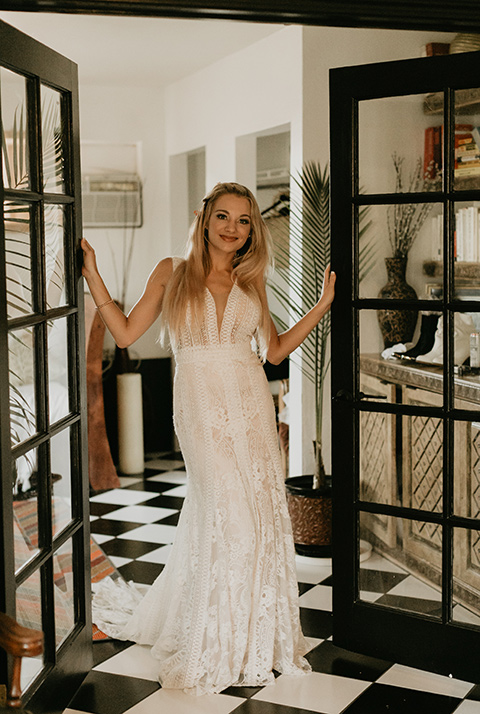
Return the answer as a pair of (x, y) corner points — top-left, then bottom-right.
(0, 11), (282, 87)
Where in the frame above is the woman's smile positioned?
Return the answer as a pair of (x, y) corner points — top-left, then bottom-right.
(207, 194), (251, 255)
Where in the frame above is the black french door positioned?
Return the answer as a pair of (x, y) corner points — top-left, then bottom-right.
(330, 50), (480, 680)
(0, 20), (91, 713)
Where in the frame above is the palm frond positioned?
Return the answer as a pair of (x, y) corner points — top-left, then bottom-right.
(267, 161), (375, 453)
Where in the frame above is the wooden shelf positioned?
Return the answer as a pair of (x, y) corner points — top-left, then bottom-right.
(423, 260), (480, 279)
(424, 87), (480, 115)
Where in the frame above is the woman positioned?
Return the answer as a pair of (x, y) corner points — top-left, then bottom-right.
(83, 182), (335, 695)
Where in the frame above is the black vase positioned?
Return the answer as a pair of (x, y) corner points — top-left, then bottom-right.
(377, 256), (418, 349)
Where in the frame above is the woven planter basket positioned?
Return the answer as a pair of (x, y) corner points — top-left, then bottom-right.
(285, 475), (332, 557)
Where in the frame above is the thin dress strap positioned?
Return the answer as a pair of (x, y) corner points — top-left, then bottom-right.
(171, 256), (184, 272)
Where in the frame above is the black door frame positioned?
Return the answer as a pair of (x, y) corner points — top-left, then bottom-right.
(1, 0), (480, 33)
(0, 19), (90, 714)
(330, 50), (480, 681)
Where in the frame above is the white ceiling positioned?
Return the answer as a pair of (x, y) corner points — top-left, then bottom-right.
(0, 11), (282, 87)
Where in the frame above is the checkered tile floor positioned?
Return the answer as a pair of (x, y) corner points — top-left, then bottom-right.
(63, 454), (480, 714)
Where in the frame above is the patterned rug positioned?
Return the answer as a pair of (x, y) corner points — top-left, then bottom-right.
(13, 496), (122, 641)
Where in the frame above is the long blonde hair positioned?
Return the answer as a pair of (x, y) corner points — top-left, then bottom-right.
(161, 182), (273, 358)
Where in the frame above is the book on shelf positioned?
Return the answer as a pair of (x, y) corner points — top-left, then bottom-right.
(455, 166), (480, 177)
(432, 205), (480, 262)
(425, 42), (450, 56)
(453, 205), (480, 262)
(423, 124), (480, 179)
(431, 213), (443, 260)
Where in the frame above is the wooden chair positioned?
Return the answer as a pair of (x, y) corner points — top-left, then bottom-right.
(0, 613), (43, 711)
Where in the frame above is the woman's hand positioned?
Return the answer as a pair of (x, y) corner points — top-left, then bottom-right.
(266, 264), (336, 365)
(319, 264), (336, 309)
(81, 238), (98, 280)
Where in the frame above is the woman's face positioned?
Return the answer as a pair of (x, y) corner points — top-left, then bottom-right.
(206, 194), (251, 258)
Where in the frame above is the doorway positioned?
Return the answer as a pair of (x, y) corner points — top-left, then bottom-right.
(0, 4), (478, 708)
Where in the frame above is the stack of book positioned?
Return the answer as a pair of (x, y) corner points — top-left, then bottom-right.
(424, 124), (480, 181)
(455, 128), (480, 179)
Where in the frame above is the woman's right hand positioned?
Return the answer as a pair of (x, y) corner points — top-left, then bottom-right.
(81, 238), (98, 280)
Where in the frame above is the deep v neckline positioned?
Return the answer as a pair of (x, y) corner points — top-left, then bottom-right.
(206, 283), (236, 341)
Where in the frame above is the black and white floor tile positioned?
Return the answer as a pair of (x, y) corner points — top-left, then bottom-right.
(63, 455), (480, 714)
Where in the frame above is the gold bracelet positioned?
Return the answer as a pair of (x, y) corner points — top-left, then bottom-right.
(96, 298), (114, 310)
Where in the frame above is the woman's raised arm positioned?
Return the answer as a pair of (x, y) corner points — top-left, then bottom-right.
(266, 264), (336, 365)
(81, 238), (173, 348)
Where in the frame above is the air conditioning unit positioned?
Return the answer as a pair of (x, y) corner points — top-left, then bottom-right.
(256, 167), (290, 187)
(82, 174), (143, 228)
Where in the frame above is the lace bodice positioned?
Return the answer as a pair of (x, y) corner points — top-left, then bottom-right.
(170, 257), (260, 352)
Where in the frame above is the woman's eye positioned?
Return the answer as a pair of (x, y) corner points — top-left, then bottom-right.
(216, 213), (227, 220)
(239, 218), (250, 225)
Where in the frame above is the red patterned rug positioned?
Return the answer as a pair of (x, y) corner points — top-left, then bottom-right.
(13, 497), (124, 642)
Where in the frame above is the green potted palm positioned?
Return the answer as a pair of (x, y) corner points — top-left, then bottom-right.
(267, 161), (374, 556)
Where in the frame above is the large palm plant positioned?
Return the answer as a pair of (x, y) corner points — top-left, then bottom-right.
(268, 161), (375, 489)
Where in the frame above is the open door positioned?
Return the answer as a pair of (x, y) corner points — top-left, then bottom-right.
(0, 20), (91, 713)
(330, 49), (480, 682)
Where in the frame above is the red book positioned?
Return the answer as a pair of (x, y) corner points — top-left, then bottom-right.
(424, 124), (475, 175)
(424, 126), (436, 179)
(426, 42), (450, 56)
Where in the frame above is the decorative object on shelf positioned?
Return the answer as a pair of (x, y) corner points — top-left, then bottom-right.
(423, 260), (480, 280)
(377, 256), (418, 348)
(449, 34), (480, 54)
(377, 154), (434, 348)
(267, 162), (375, 555)
(418, 313), (474, 365)
(401, 312), (440, 359)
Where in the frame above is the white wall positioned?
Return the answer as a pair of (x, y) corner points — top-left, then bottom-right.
(165, 27), (304, 188)
(163, 23), (455, 476)
(84, 24), (454, 473)
(80, 83), (170, 359)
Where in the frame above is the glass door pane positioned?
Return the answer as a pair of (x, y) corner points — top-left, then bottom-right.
(5, 201), (34, 319)
(41, 85), (65, 194)
(1, 67), (29, 191)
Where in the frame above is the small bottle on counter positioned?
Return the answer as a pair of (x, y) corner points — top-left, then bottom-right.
(470, 332), (480, 368)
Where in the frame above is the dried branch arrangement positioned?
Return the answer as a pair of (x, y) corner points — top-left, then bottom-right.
(387, 153), (434, 258)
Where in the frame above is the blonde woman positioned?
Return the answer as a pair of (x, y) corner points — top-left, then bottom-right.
(82, 182), (335, 696)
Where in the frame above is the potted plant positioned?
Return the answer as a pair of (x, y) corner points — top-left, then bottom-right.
(267, 161), (375, 556)
(377, 153), (434, 348)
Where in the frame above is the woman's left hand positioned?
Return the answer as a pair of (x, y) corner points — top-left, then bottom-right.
(319, 264), (336, 309)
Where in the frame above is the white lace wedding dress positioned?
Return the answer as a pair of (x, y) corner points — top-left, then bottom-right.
(92, 259), (311, 695)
